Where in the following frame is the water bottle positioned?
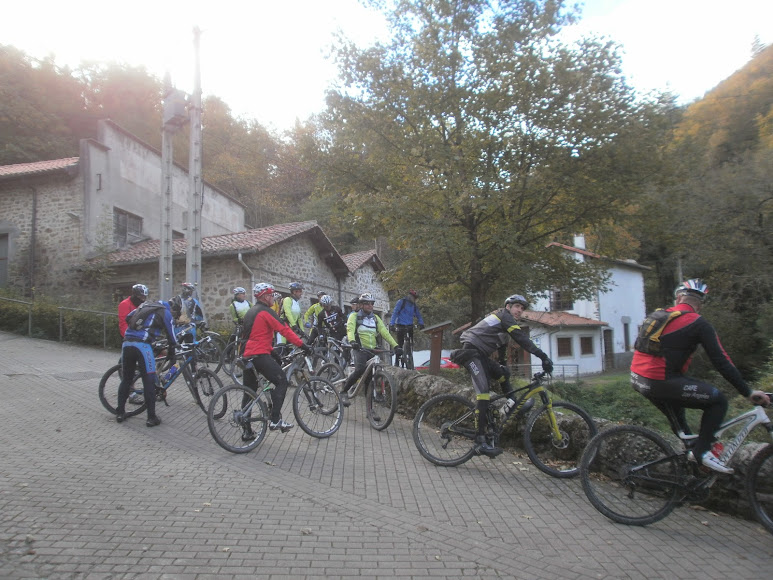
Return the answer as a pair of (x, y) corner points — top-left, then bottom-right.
(501, 397), (516, 416)
(162, 363), (180, 384)
(711, 442), (724, 459)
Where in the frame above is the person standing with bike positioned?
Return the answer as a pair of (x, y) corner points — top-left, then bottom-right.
(228, 287), (251, 327)
(631, 279), (770, 474)
(115, 299), (179, 427)
(453, 294), (554, 458)
(241, 283), (313, 434)
(276, 282), (304, 345)
(317, 295), (346, 341)
(118, 283), (149, 405)
(340, 293), (401, 407)
(389, 290), (424, 366)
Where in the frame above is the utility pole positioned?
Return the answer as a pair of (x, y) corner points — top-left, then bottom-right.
(159, 74), (187, 300)
(186, 26), (203, 298)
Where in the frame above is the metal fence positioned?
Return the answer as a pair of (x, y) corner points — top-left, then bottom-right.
(0, 296), (33, 337)
(511, 363), (580, 385)
(58, 307), (118, 349)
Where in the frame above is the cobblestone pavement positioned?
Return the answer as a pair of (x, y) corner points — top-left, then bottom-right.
(1, 330), (771, 579)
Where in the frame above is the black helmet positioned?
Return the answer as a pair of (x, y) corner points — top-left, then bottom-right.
(289, 282), (304, 292)
(131, 284), (149, 300)
(181, 282), (195, 297)
(504, 294), (529, 308)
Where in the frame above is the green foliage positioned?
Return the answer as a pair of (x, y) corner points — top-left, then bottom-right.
(312, 0), (670, 321)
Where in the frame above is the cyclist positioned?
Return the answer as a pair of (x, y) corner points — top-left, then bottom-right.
(389, 289), (425, 366)
(169, 282), (204, 326)
(118, 284), (148, 338)
(228, 286), (251, 327)
(631, 279), (770, 474)
(270, 291), (283, 315)
(118, 283), (149, 405)
(317, 295), (346, 341)
(349, 296), (361, 314)
(340, 293), (401, 407)
(303, 291), (327, 343)
(453, 294), (554, 458)
(115, 299), (179, 427)
(277, 282), (304, 345)
(241, 283), (312, 435)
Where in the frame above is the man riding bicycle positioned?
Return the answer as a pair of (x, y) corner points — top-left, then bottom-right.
(631, 279), (769, 474)
(389, 289), (424, 366)
(340, 293), (401, 407)
(453, 294), (554, 458)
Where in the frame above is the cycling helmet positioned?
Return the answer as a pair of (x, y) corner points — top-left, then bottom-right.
(273, 291), (283, 300)
(317, 290), (326, 297)
(674, 279), (708, 301)
(359, 293), (375, 304)
(232, 286), (246, 296)
(289, 282), (304, 292)
(131, 284), (149, 299)
(320, 295), (333, 306)
(504, 294), (529, 308)
(253, 282), (275, 300)
(408, 289), (419, 298)
(350, 296), (360, 305)
(181, 282), (195, 297)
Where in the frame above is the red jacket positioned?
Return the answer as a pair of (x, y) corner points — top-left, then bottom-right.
(242, 302), (304, 356)
(118, 297), (134, 338)
(631, 303), (749, 396)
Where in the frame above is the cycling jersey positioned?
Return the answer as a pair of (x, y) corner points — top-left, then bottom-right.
(459, 308), (548, 360)
(243, 302), (304, 357)
(347, 310), (397, 349)
(303, 302), (324, 328)
(228, 298), (251, 325)
(318, 305), (346, 340)
(390, 298), (424, 327)
(124, 301), (178, 347)
(631, 303), (750, 396)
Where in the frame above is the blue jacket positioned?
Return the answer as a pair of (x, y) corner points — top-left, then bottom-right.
(390, 298), (424, 327)
(124, 301), (178, 346)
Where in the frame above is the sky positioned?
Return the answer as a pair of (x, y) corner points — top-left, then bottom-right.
(1, 0), (771, 132)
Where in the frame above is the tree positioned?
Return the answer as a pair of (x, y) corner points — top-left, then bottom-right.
(311, 0), (667, 320)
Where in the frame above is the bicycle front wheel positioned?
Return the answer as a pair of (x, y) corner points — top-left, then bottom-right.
(747, 443), (773, 535)
(98, 364), (146, 417)
(293, 377), (343, 438)
(404, 337), (414, 370)
(193, 368), (224, 416)
(198, 333), (225, 373)
(207, 384), (268, 453)
(580, 425), (682, 526)
(412, 394), (476, 467)
(366, 370), (397, 430)
(221, 341), (238, 377)
(523, 401), (597, 478)
(315, 362), (345, 384)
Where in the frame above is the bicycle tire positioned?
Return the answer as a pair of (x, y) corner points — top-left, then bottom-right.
(523, 401), (597, 478)
(412, 393), (477, 466)
(293, 377), (343, 438)
(366, 370), (397, 430)
(207, 383), (268, 453)
(198, 333), (225, 373)
(221, 341), (238, 377)
(404, 336), (414, 370)
(192, 368), (224, 417)
(580, 425), (682, 526)
(98, 364), (146, 418)
(746, 443), (773, 535)
(315, 362), (345, 384)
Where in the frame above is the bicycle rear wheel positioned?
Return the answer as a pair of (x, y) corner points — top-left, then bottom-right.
(366, 370), (397, 430)
(315, 362), (345, 385)
(412, 394), (476, 466)
(193, 368), (224, 417)
(580, 425), (682, 526)
(98, 364), (146, 418)
(221, 341), (238, 377)
(207, 384), (268, 453)
(523, 401), (597, 478)
(747, 443), (773, 535)
(198, 333), (225, 373)
(404, 336), (414, 370)
(293, 377), (343, 438)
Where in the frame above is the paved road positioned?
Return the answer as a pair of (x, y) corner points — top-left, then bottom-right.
(1, 331), (771, 579)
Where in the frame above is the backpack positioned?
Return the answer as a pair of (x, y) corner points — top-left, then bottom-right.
(126, 301), (167, 332)
(634, 309), (683, 356)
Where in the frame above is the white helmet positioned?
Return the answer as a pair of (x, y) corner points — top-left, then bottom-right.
(253, 282), (275, 300)
(320, 295), (333, 306)
(358, 293), (375, 304)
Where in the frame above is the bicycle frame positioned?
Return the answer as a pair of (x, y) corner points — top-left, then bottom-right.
(491, 375), (556, 437)
(708, 405), (772, 463)
(347, 349), (387, 398)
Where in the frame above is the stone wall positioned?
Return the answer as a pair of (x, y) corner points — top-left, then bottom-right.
(0, 173), (86, 295)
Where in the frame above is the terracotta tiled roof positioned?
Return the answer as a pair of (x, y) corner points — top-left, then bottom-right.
(547, 242), (650, 271)
(520, 310), (607, 328)
(105, 221), (351, 274)
(0, 157), (79, 179)
(341, 250), (384, 272)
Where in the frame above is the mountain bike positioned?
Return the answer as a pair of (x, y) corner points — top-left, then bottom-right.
(99, 340), (224, 418)
(579, 395), (773, 533)
(206, 346), (344, 453)
(320, 347), (397, 431)
(220, 323), (244, 379)
(412, 372), (597, 478)
(393, 324), (415, 369)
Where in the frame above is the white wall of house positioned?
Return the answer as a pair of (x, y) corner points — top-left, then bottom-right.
(528, 327), (606, 375)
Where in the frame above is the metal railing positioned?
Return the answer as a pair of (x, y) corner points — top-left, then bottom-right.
(0, 296), (33, 337)
(511, 363), (580, 385)
(58, 307), (118, 349)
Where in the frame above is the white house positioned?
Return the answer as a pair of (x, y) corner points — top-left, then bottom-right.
(523, 235), (649, 376)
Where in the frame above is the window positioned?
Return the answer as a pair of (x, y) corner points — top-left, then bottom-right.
(550, 288), (573, 311)
(580, 336), (594, 355)
(113, 209), (143, 248)
(557, 337), (573, 357)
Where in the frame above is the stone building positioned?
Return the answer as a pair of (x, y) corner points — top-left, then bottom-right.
(0, 120), (389, 317)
